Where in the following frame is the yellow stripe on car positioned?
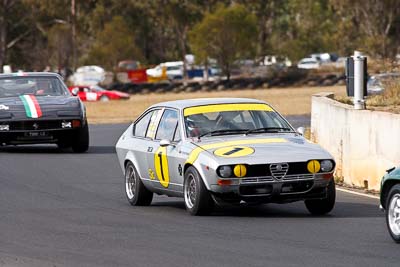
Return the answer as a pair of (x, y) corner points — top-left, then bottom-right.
(183, 103), (273, 116)
(186, 138), (287, 164)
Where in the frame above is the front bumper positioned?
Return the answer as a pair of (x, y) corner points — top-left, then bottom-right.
(209, 173), (333, 204)
(0, 118), (84, 145)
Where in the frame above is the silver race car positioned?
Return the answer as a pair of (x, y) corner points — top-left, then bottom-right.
(116, 98), (336, 215)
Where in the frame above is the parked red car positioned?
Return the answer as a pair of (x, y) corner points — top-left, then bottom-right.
(68, 85), (130, 102)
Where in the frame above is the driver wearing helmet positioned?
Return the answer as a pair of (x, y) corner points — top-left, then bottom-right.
(215, 111), (240, 130)
(186, 114), (211, 137)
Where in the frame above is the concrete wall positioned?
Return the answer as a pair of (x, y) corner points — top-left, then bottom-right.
(311, 93), (400, 190)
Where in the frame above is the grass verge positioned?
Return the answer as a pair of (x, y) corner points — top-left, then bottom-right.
(85, 86), (345, 124)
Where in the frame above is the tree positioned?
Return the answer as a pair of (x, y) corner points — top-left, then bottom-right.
(271, 0), (336, 61)
(189, 4), (257, 80)
(164, 0), (201, 80)
(330, 0), (400, 58)
(85, 16), (142, 70)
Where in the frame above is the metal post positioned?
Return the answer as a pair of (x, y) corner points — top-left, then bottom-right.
(352, 51), (365, 110)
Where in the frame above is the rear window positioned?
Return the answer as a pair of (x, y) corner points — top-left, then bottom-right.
(0, 76), (69, 98)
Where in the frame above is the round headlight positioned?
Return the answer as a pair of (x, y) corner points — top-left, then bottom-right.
(218, 166), (232, 178)
(320, 160), (333, 172)
(233, 164), (247, 178)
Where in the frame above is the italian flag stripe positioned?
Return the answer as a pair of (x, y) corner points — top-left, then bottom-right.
(19, 95), (42, 118)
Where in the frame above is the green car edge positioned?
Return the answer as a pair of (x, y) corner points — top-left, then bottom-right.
(380, 166), (400, 243)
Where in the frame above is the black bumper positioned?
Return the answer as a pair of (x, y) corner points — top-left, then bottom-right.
(0, 118), (84, 145)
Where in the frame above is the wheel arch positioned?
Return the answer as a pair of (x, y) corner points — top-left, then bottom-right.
(381, 179), (400, 209)
(183, 162), (211, 190)
(123, 151), (142, 177)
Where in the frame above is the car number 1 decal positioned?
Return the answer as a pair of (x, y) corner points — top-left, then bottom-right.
(154, 146), (170, 188)
(214, 146), (254, 158)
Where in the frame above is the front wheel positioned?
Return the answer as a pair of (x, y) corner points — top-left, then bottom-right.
(386, 184), (400, 243)
(125, 162), (153, 206)
(305, 179), (336, 215)
(184, 166), (214, 216)
(71, 122), (89, 153)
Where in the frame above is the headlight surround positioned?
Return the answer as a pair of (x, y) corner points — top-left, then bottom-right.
(217, 165), (232, 178)
(320, 160), (334, 172)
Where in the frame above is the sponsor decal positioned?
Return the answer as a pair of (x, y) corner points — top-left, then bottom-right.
(148, 169), (155, 180)
(19, 95), (42, 118)
(214, 146), (254, 158)
(178, 164), (183, 176)
(0, 104), (9, 110)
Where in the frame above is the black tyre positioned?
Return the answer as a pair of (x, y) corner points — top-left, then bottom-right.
(71, 122), (89, 153)
(125, 162), (153, 206)
(57, 140), (71, 150)
(385, 184), (400, 243)
(184, 166), (214, 216)
(305, 179), (336, 215)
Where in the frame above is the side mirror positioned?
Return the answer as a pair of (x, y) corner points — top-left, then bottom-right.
(160, 139), (172, 147)
(297, 127), (305, 136)
(71, 88), (79, 96)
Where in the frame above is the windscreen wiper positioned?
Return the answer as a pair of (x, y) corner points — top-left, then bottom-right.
(245, 127), (293, 135)
(199, 129), (249, 138)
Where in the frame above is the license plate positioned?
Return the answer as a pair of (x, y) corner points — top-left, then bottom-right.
(25, 131), (48, 137)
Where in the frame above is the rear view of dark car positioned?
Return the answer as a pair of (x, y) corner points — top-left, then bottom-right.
(0, 72), (89, 152)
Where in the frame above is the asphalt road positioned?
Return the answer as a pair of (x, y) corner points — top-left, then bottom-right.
(0, 120), (398, 267)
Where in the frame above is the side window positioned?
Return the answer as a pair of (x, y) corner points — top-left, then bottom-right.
(146, 110), (162, 139)
(155, 109), (178, 140)
(173, 122), (181, 142)
(133, 111), (153, 137)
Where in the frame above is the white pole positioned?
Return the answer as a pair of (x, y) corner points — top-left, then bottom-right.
(353, 51), (365, 110)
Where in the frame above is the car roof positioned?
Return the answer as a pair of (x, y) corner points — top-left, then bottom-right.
(150, 98), (268, 110)
(0, 72), (63, 79)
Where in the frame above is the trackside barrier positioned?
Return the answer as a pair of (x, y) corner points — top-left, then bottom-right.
(311, 93), (400, 191)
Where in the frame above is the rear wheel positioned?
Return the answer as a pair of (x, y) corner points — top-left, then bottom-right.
(305, 179), (336, 215)
(57, 140), (71, 150)
(100, 95), (109, 102)
(386, 184), (400, 243)
(184, 166), (214, 215)
(71, 122), (89, 153)
(125, 162), (153, 206)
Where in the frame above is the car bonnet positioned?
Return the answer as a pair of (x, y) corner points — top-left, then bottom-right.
(186, 134), (333, 165)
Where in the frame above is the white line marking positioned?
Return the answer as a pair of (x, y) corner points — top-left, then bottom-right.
(337, 187), (380, 200)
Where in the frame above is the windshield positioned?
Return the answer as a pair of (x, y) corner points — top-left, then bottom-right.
(0, 76), (69, 98)
(184, 103), (293, 138)
(90, 85), (105, 92)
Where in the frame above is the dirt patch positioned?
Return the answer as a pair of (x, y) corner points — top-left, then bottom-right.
(85, 86), (346, 124)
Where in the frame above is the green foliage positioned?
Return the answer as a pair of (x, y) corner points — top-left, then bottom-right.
(1, 0), (400, 72)
(274, 0), (336, 60)
(189, 4), (257, 79)
(84, 16), (142, 70)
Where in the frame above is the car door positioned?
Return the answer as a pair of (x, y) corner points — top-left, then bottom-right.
(84, 87), (98, 101)
(128, 109), (162, 191)
(77, 87), (87, 101)
(146, 108), (183, 194)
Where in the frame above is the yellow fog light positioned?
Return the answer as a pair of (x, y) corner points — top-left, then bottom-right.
(307, 160), (321, 174)
(233, 164), (247, 178)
